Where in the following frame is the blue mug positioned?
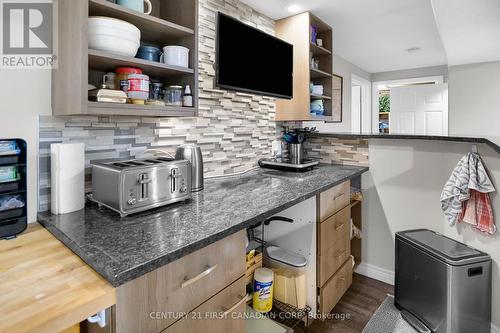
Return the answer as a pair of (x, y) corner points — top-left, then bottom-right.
(117, 0), (152, 14)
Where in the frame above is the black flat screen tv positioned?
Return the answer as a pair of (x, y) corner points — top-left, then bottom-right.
(216, 13), (293, 99)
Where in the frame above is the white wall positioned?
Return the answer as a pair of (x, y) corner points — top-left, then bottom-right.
(0, 70), (52, 222)
(308, 54), (371, 132)
(448, 61), (500, 141)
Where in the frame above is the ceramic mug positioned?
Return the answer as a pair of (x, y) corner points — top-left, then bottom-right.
(160, 46), (189, 68)
(117, 0), (152, 15)
(102, 72), (116, 90)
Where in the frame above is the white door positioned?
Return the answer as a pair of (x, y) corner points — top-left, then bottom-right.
(390, 84), (448, 135)
(351, 85), (361, 133)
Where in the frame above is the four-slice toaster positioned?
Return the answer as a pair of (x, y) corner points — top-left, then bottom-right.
(91, 157), (191, 217)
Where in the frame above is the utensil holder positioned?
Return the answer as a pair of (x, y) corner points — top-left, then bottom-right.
(289, 143), (304, 164)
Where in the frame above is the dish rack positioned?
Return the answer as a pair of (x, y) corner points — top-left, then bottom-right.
(0, 139), (27, 239)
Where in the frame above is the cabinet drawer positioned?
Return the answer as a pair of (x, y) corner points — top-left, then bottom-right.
(319, 181), (350, 221)
(317, 240), (351, 287)
(116, 231), (246, 333)
(162, 276), (247, 333)
(319, 259), (352, 315)
(318, 205), (350, 255)
(317, 206), (350, 286)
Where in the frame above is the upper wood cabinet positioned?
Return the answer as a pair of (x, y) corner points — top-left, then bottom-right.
(52, 0), (198, 117)
(275, 12), (337, 121)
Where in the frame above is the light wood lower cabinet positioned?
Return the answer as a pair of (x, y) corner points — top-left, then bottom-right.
(319, 259), (352, 315)
(162, 276), (247, 333)
(115, 231), (246, 333)
(317, 180), (352, 315)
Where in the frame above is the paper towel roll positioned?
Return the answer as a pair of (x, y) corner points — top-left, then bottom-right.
(51, 143), (85, 215)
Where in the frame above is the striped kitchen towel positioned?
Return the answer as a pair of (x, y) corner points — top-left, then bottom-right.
(441, 152), (495, 228)
(459, 189), (496, 234)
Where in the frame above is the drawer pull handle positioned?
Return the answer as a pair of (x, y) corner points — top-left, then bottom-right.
(222, 294), (249, 316)
(333, 193), (345, 201)
(335, 223), (345, 231)
(337, 251), (345, 259)
(181, 264), (218, 289)
(337, 277), (346, 286)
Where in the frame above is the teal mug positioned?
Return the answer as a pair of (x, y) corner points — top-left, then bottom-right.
(117, 0), (152, 15)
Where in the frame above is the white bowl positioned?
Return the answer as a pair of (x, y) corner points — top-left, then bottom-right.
(312, 85), (324, 95)
(88, 17), (140, 57)
(89, 34), (140, 57)
(89, 16), (140, 39)
(88, 25), (139, 42)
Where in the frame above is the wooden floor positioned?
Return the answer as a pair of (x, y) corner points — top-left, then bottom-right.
(296, 274), (393, 333)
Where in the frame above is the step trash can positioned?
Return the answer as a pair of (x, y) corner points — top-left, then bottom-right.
(395, 229), (491, 333)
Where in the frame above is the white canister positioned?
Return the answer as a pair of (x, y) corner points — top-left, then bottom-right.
(161, 46), (189, 68)
(127, 73), (149, 104)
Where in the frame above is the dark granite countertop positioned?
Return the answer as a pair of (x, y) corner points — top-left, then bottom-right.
(307, 132), (500, 154)
(38, 164), (368, 287)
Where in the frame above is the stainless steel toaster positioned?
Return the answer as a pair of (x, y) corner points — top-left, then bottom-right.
(91, 158), (191, 217)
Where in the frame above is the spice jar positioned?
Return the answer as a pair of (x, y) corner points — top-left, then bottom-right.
(165, 85), (183, 106)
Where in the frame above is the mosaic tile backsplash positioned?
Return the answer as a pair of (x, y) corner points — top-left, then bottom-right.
(38, 0), (277, 212)
(304, 136), (369, 167)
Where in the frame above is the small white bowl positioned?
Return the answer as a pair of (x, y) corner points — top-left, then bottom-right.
(88, 17), (140, 57)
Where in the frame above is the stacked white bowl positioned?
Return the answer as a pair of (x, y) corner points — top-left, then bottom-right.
(311, 84), (324, 96)
(88, 16), (141, 58)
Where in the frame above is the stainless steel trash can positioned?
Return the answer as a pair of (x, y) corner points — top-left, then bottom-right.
(395, 229), (491, 333)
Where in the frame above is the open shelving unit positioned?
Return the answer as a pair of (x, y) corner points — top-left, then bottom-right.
(88, 0), (194, 42)
(310, 93), (331, 100)
(88, 49), (195, 77)
(275, 12), (338, 121)
(310, 68), (332, 79)
(310, 42), (331, 56)
(53, 0), (198, 117)
(349, 176), (363, 270)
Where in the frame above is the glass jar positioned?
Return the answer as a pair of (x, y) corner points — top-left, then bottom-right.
(149, 82), (164, 101)
(165, 85), (183, 106)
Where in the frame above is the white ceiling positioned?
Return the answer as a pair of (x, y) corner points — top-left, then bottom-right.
(430, 0), (500, 66)
(239, 0), (500, 73)
(239, 0), (447, 73)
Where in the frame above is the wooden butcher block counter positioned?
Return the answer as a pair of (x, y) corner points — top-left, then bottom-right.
(0, 223), (115, 333)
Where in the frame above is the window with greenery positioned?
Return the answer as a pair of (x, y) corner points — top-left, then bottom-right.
(379, 95), (390, 113)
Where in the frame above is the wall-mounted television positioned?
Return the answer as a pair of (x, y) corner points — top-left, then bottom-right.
(216, 13), (293, 99)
